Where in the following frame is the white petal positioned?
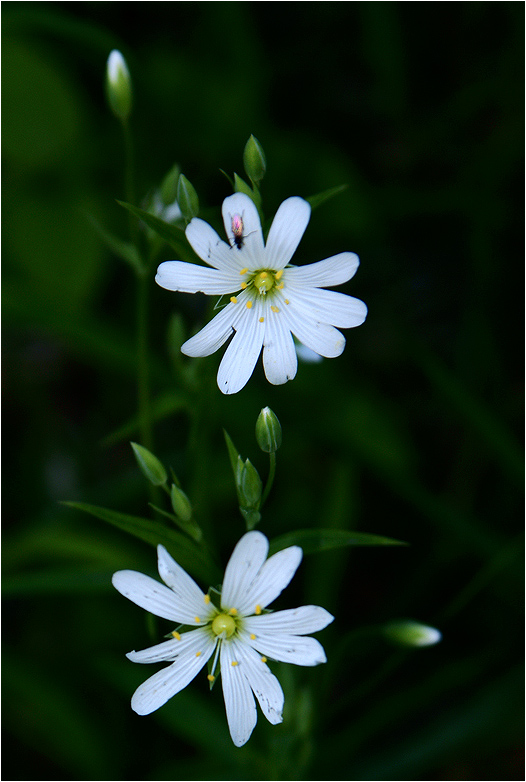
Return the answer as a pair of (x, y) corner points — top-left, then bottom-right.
(155, 261), (239, 295)
(157, 545), (214, 621)
(112, 570), (188, 623)
(185, 217), (245, 273)
(221, 193), (265, 267)
(181, 300), (238, 357)
(284, 252), (360, 287)
(220, 639), (257, 746)
(216, 299), (265, 394)
(280, 302), (346, 358)
(286, 287), (368, 328)
(236, 546), (303, 615)
(221, 531), (269, 611)
(130, 632), (215, 715)
(244, 606), (334, 636)
(126, 627), (213, 664)
(264, 197), (311, 270)
(262, 304), (297, 385)
(233, 637), (284, 725)
(244, 632), (328, 666)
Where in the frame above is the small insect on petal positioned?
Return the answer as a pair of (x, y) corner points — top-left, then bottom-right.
(231, 214), (245, 250)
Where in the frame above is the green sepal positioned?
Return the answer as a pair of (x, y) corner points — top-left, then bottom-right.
(117, 200), (186, 253)
(219, 169), (235, 189)
(243, 134), (267, 186)
(170, 484), (193, 524)
(238, 458), (262, 509)
(63, 501), (219, 583)
(131, 442), (167, 486)
(268, 528), (408, 556)
(207, 653), (220, 690)
(177, 174), (199, 221)
(160, 163), (181, 206)
(223, 429), (242, 479)
(306, 184), (348, 211)
(233, 173), (262, 210)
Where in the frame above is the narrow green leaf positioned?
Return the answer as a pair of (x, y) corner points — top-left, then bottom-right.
(117, 200), (186, 253)
(86, 212), (142, 272)
(306, 184), (348, 211)
(223, 429), (242, 476)
(268, 528), (407, 556)
(63, 502), (219, 582)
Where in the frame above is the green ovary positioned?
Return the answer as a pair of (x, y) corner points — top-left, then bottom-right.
(251, 269), (283, 296)
(212, 613), (236, 638)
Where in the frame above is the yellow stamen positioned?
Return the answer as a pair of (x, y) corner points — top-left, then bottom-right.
(231, 661), (239, 667)
(246, 301), (253, 309)
(204, 594), (211, 604)
(228, 608), (238, 616)
(230, 296), (237, 303)
(207, 674), (215, 682)
(194, 616), (201, 623)
(275, 269), (284, 280)
(196, 651), (202, 657)
(285, 299), (290, 305)
(271, 305), (279, 313)
(240, 267), (248, 275)
(250, 633), (256, 640)
(277, 282), (284, 289)
(172, 631), (181, 640)
(261, 656), (267, 663)
(259, 317), (264, 323)
(241, 282), (248, 289)
(255, 604), (262, 615)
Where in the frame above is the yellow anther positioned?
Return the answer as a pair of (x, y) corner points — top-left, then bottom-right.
(275, 269), (284, 280)
(255, 605), (262, 615)
(250, 633), (256, 640)
(271, 305), (279, 313)
(240, 267), (248, 275)
(172, 631), (181, 640)
(204, 594), (211, 604)
(285, 299), (290, 305)
(241, 282), (248, 289)
(246, 301), (253, 309)
(230, 296), (238, 303)
(207, 674), (215, 682)
(261, 656), (267, 663)
(231, 661), (239, 667)
(194, 616), (201, 623)
(196, 651), (202, 657)
(228, 608), (238, 616)
(259, 317), (264, 323)
(277, 282), (284, 289)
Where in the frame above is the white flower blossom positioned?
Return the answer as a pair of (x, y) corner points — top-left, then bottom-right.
(156, 193), (367, 394)
(112, 531), (334, 746)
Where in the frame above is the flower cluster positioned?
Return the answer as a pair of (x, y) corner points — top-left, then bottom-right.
(112, 531), (333, 746)
(156, 193), (367, 394)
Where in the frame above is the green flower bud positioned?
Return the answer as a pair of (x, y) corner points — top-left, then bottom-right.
(130, 442), (167, 486)
(105, 50), (132, 122)
(177, 174), (199, 221)
(383, 620), (442, 647)
(255, 407), (282, 453)
(238, 458), (262, 509)
(170, 483), (192, 523)
(243, 135), (267, 185)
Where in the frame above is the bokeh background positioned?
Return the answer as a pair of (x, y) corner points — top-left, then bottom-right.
(3, 2), (524, 780)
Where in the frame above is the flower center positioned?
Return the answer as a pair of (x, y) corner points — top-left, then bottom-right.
(212, 613), (236, 638)
(248, 268), (284, 296)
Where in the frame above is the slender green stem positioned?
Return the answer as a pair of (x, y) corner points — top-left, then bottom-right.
(261, 451), (276, 507)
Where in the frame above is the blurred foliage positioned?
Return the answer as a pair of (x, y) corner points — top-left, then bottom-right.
(2, 2), (523, 780)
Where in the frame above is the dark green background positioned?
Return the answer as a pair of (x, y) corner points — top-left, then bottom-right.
(3, 2), (524, 780)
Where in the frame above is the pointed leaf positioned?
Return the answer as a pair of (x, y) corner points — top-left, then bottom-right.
(306, 184), (348, 211)
(268, 528), (407, 556)
(117, 200), (187, 253)
(63, 502), (219, 582)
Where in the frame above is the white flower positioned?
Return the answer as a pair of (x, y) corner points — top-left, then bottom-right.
(155, 193), (367, 394)
(112, 531), (334, 747)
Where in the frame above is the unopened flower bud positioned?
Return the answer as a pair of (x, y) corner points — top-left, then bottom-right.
(243, 135), (267, 185)
(170, 484), (193, 522)
(106, 50), (132, 122)
(160, 163), (181, 207)
(383, 620), (442, 647)
(177, 174), (199, 221)
(131, 442), (167, 486)
(255, 407), (282, 453)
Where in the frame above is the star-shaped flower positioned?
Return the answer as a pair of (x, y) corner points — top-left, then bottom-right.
(156, 193), (367, 394)
(112, 531), (334, 746)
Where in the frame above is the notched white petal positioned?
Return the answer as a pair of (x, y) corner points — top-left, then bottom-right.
(220, 639), (257, 746)
(264, 196), (311, 270)
(112, 570), (183, 622)
(221, 531), (269, 610)
(285, 252), (360, 287)
(238, 546), (303, 614)
(245, 605), (334, 635)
